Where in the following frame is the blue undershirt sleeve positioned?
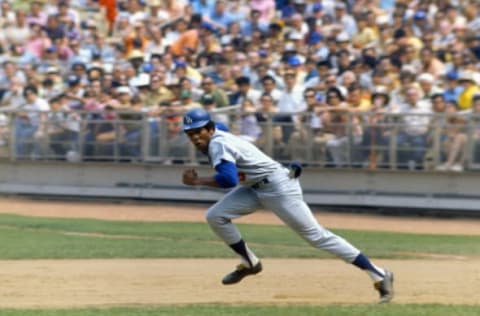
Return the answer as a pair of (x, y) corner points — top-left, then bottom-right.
(214, 160), (239, 188)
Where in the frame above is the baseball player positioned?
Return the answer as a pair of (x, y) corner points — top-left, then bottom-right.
(181, 108), (394, 303)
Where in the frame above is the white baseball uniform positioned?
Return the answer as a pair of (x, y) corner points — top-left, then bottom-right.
(205, 130), (361, 262)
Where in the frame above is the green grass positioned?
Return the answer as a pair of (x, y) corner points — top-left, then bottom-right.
(0, 214), (479, 259)
(0, 304), (479, 316)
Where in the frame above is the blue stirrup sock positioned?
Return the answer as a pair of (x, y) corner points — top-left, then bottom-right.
(352, 253), (385, 282)
(229, 239), (259, 268)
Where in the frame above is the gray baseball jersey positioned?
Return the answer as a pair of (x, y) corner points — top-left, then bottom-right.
(209, 130), (280, 185)
(206, 130), (360, 262)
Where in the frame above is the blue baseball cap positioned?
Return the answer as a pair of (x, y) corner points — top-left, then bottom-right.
(200, 21), (215, 32)
(313, 3), (323, 12)
(142, 62), (154, 73)
(414, 11), (427, 20)
(308, 32), (323, 45)
(175, 61), (187, 69)
(67, 75), (81, 86)
(183, 108), (211, 131)
(446, 71), (459, 80)
(45, 46), (57, 53)
(281, 6), (296, 18)
(287, 56), (302, 67)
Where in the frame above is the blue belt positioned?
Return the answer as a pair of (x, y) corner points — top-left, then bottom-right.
(251, 178), (270, 189)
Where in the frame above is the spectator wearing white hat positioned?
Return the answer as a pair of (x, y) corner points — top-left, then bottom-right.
(130, 72), (151, 98)
(417, 72), (442, 101)
(114, 85), (130, 96)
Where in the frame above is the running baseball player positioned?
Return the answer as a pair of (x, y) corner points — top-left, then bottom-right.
(181, 108), (394, 303)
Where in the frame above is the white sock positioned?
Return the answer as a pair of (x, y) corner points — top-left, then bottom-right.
(241, 245), (259, 267)
(366, 263), (385, 282)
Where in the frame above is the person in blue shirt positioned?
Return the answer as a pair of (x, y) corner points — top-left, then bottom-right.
(241, 9), (269, 37)
(443, 71), (464, 104)
(190, 0), (215, 16)
(209, 0), (233, 30)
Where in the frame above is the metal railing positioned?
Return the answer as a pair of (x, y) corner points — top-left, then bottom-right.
(0, 108), (478, 172)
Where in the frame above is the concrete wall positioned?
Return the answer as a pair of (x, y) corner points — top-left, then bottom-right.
(0, 161), (479, 213)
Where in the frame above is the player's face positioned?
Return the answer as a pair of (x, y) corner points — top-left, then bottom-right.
(185, 127), (214, 153)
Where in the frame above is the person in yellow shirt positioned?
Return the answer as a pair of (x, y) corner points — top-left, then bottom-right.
(173, 61), (202, 86)
(347, 83), (371, 112)
(457, 72), (480, 111)
(143, 74), (174, 107)
(352, 14), (376, 49)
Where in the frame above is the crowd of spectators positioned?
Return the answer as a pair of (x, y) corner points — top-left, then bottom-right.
(0, 0), (480, 170)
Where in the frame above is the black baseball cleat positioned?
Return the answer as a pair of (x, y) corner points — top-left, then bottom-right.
(222, 262), (263, 285)
(374, 269), (394, 303)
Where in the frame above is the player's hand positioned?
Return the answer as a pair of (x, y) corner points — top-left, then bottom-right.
(182, 168), (198, 186)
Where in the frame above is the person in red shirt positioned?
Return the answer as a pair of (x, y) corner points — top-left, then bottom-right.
(99, 0), (116, 36)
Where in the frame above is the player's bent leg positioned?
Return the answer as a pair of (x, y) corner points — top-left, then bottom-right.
(205, 186), (263, 284)
(205, 186), (261, 245)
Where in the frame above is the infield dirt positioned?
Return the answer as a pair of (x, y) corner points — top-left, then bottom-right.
(0, 197), (479, 308)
